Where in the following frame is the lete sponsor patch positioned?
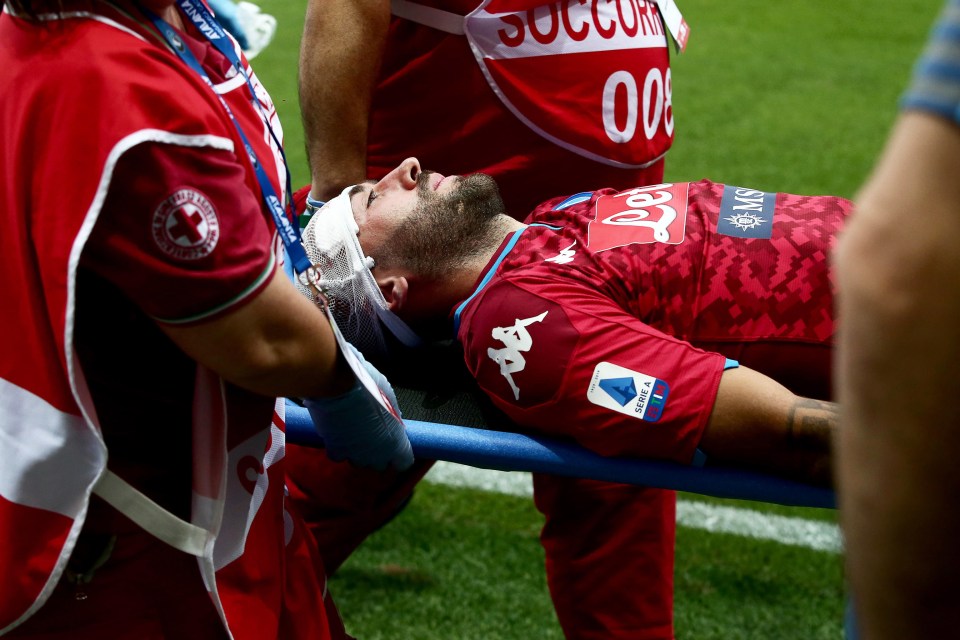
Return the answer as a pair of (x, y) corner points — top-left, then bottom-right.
(151, 188), (220, 260)
(587, 361), (669, 422)
(587, 182), (689, 251)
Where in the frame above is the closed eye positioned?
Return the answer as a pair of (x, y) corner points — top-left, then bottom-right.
(347, 180), (377, 209)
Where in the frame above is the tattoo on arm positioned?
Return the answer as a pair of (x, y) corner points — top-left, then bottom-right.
(786, 398), (838, 450)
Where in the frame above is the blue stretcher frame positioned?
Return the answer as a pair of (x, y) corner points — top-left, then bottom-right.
(286, 402), (852, 638)
(283, 400), (836, 510)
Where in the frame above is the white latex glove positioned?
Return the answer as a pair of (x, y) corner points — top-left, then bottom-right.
(302, 343), (413, 471)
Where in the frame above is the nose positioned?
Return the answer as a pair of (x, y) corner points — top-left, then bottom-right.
(375, 157), (421, 192)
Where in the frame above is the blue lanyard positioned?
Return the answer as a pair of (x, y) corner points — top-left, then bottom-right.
(143, 0), (313, 275)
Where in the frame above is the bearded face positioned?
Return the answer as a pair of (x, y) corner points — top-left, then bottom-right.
(373, 171), (505, 279)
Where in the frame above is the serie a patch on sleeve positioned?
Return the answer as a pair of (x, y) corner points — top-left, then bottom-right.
(586, 361), (669, 422)
(716, 185), (775, 239)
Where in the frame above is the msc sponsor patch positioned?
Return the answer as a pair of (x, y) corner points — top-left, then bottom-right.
(587, 361), (669, 422)
(587, 183), (689, 252)
(151, 188), (220, 260)
(717, 185), (775, 239)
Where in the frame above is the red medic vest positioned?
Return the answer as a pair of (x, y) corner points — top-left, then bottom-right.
(393, 0), (675, 168)
(0, 8), (327, 638)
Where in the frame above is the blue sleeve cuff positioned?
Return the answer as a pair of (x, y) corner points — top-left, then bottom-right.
(301, 195), (326, 229)
(692, 359), (736, 467)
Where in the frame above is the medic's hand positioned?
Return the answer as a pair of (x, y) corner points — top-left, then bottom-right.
(302, 344), (413, 471)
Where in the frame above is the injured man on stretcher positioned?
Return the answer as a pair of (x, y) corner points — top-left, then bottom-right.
(292, 156), (844, 487)
(285, 157), (847, 640)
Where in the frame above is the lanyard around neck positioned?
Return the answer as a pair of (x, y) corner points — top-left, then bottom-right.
(142, 0), (313, 276)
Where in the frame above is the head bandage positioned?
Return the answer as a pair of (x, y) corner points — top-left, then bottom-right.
(297, 187), (422, 358)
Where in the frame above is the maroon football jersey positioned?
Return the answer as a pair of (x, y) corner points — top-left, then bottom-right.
(454, 180), (851, 462)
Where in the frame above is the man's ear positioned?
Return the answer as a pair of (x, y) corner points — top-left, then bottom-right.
(377, 275), (409, 312)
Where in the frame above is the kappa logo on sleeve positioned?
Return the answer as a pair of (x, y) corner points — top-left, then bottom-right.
(587, 361), (669, 422)
(471, 283), (578, 408)
(544, 240), (577, 265)
(151, 188), (220, 260)
(717, 185), (776, 239)
(486, 310), (548, 401)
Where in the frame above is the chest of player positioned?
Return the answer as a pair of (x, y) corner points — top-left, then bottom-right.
(515, 186), (708, 326)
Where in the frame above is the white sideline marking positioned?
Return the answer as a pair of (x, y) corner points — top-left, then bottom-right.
(424, 462), (843, 554)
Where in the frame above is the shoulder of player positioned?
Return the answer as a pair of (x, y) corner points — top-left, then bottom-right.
(457, 278), (580, 409)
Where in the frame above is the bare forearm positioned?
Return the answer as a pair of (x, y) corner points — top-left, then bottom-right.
(781, 397), (835, 485)
(299, 0), (390, 200)
(836, 112), (960, 640)
(837, 232), (960, 639)
(699, 367), (834, 486)
(161, 270), (356, 399)
(786, 397), (836, 450)
(739, 394), (835, 486)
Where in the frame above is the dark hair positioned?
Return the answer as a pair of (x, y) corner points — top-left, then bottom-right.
(4, 0), (87, 21)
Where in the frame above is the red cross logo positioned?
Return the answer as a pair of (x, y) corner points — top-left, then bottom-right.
(168, 205), (206, 244)
(152, 188), (220, 261)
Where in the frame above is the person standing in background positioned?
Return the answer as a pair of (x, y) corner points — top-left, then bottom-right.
(835, 1), (960, 638)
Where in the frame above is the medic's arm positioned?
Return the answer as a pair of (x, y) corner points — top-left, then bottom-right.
(160, 269), (354, 399)
(836, 110), (960, 640)
(162, 274), (414, 471)
(299, 0), (391, 201)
